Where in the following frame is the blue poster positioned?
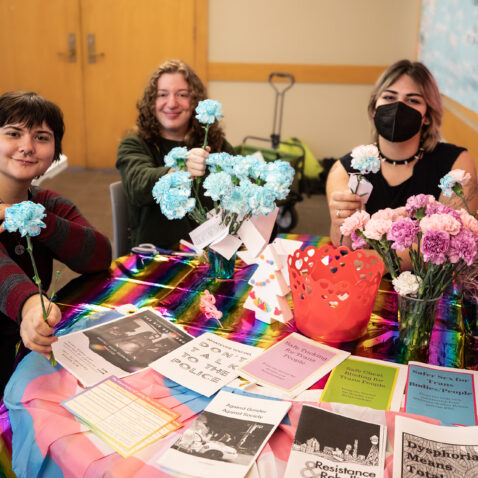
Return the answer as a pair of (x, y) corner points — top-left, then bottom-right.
(419, 0), (478, 113)
(405, 363), (477, 426)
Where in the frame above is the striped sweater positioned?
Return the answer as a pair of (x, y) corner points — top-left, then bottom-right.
(0, 187), (112, 325)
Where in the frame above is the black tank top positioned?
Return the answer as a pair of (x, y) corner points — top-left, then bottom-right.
(340, 142), (466, 214)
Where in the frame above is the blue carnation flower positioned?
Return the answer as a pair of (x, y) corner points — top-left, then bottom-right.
(221, 184), (251, 215)
(247, 184), (277, 215)
(350, 144), (381, 175)
(233, 155), (265, 180)
(164, 147), (189, 171)
(152, 171), (194, 219)
(206, 152), (235, 174)
(195, 99), (223, 125)
(4, 201), (46, 237)
(263, 161), (295, 200)
(160, 192), (195, 220)
(204, 172), (233, 200)
(438, 173), (458, 197)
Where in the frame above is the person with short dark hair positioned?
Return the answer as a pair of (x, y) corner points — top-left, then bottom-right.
(0, 91), (112, 394)
(327, 59), (478, 247)
(116, 59), (235, 249)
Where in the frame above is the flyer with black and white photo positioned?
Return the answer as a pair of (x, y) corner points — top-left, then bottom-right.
(157, 390), (291, 478)
(52, 308), (192, 387)
(393, 415), (478, 477)
(149, 332), (262, 397)
(285, 405), (386, 478)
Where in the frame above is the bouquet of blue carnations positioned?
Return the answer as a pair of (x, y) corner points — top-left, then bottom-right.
(152, 100), (295, 237)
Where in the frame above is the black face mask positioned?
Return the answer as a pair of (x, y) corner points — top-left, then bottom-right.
(373, 101), (423, 142)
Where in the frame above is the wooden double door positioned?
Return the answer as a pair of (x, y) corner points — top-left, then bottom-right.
(0, 0), (206, 168)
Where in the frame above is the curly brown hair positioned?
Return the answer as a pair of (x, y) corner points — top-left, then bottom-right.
(136, 59), (226, 151)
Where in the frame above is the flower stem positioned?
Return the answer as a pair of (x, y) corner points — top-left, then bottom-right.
(202, 124), (210, 149)
(26, 236), (56, 366)
(456, 190), (473, 216)
(26, 236), (47, 318)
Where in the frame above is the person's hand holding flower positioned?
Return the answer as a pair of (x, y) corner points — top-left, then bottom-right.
(3, 201), (59, 365)
(186, 146), (210, 177)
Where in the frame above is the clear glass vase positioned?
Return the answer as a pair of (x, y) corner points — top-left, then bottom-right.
(397, 294), (441, 363)
(461, 287), (477, 335)
(207, 249), (236, 280)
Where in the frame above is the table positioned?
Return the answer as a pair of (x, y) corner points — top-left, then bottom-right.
(1, 235), (475, 477)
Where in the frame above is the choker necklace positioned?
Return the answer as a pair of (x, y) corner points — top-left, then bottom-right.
(378, 147), (424, 166)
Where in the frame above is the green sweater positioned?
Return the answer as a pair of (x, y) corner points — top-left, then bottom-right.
(116, 134), (235, 248)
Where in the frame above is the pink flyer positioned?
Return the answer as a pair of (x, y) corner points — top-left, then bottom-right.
(239, 333), (349, 395)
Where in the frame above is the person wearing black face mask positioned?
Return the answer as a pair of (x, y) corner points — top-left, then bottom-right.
(326, 59), (478, 249)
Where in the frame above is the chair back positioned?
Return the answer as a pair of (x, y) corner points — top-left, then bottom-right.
(109, 181), (130, 258)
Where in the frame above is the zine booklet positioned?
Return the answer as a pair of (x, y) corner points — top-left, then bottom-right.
(62, 376), (182, 457)
(285, 405), (386, 478)
(149, 332), (262, 397)
(238, 332), (350, 397)
(157, 390), (291, 478)
(52, 308), (193, 387)
(320, 355), (407, 411)
(404, 361), (478, 426)
(393, 416), (478, 477)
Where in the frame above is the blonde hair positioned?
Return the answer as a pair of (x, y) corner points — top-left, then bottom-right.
(367, 60), (443, 151)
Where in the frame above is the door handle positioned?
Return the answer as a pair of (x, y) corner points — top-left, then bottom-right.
(87, 34), (105, 63)
(58, 33), (77, 62)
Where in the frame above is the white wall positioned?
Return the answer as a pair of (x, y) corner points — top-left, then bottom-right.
(208, 0), (421, 160)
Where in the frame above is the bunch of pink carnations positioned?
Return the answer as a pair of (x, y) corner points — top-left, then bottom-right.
(340, 193), (478, 300)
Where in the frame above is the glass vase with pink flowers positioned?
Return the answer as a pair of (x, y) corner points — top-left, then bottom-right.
(340, 188), (478, 363)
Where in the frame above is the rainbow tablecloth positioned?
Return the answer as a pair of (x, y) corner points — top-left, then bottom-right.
(1, 235), (475, 477)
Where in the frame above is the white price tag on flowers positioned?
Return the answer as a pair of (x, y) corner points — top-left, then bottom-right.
(189, 213), (228, 250)
(348, 174), (373, 203)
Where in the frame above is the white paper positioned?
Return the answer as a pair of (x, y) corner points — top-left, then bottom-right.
(189, 214), (228, 250)
(149, 333), (262, 397)
(285, 405), (386, 478)
(209, 234), (243, 260)
(237, 207), (279, 258)
(348, 174), (373, 204)
(393, 415), (478, 477)
(157, 390), (291, 478)
(52, 308), (192, 387)
(62, 376), (181, 457)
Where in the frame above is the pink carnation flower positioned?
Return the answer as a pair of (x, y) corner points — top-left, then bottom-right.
(351, 231), (368, 250)
(420, 213), (462, 236)
(393, 207), (408, 219)
(371, 208), (395, 221)
(340, 210), (370, 236)
(421, 230), (450, 264)
(449, 169), (471, 186)
(372, 207), (408, 222)
(426, 203), (461, 220)
(448, 228), (477, 265)
(406, 194), (436, 216)
(387, 218), (419, 251)
(364, 217), (393, 241)
(458, 208), (478, 235)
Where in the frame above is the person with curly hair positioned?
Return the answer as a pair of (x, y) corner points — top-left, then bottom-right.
(116, 59), (235, 249)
